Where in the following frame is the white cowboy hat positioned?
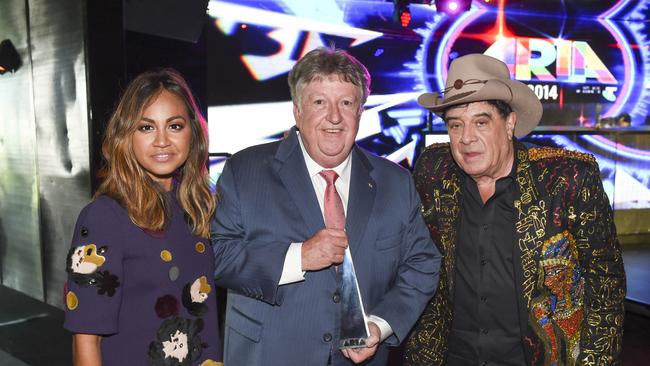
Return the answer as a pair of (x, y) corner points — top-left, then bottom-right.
(417, 53), (543, 137)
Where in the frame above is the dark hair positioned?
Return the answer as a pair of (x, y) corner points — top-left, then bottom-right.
(486, 100), (513, 120)
(443, 99), (513, 122)
(288, 47), (371, 108)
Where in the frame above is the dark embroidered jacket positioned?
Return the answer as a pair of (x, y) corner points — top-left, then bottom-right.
(404, 142), (626, 366)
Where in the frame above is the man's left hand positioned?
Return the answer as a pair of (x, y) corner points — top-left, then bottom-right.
(340, 321), (380, 364)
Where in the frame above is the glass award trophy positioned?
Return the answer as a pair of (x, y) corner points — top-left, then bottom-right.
(339, 247), (370, 349)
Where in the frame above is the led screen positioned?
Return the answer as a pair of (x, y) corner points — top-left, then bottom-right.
(207, 0), (650, 210)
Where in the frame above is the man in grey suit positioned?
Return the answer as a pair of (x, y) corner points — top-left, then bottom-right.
(212, 47), (441, 365)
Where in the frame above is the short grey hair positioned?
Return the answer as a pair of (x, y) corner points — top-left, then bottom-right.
(288, 47), (371, 108)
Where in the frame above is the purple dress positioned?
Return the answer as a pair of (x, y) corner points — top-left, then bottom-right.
(63, 194), (222, 366)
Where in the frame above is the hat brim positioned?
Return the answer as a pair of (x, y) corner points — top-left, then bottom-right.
(418, 79), (542, 138)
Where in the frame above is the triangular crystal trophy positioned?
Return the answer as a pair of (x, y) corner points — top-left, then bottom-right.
(339, 247), (370, 349)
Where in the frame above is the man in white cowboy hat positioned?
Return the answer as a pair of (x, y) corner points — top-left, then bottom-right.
(403, 53), (626, 366)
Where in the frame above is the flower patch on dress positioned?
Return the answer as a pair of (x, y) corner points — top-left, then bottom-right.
(148, 317), (206, 366)
(182, 276), (212, 316)
(66, 244), (120, 296)
(156, 294), (180, 318)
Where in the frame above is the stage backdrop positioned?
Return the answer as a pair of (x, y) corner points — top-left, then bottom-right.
(206, 0), (650, 236)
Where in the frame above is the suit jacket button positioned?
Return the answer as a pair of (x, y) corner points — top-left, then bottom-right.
(332, 292), (341, 303)
(323, 333), (332, 342)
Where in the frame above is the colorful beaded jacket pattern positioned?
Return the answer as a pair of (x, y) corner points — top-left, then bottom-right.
(404, 142), (626, 366)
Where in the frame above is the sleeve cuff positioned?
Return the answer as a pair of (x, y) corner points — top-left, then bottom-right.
(367, 314), (393, 343)
(278, 242), (306, 285)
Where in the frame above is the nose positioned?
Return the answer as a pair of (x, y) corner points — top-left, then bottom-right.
(459, 124), (476, 144)
(153, 129), (171, 147)
(326, 104), (342, 124)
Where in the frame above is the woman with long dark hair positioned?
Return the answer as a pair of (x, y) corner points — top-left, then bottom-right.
(63, 69), (221, 366)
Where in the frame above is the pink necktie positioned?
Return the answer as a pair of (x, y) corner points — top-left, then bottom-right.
(320, 171), (370, 349)
(319, 170), (345, 230)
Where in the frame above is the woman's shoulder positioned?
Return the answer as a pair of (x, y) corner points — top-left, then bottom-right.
(76, 195), (129, 226)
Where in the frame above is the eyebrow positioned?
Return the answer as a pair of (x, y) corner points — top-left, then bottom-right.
(140, 115), (187, 123)
(446, 111), (493, 121)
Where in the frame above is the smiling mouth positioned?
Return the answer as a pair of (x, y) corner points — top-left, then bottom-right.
(151, 153), (174, 162)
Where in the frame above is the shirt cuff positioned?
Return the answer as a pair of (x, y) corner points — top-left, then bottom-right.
(367, 314), (393, 343)
(278, 242), (306, 285)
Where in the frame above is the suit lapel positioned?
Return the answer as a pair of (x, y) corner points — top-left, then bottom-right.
(346, 147), (376, 257)
(437, 159), (462, 299)
(512, 144), (543, 326)
(274, 127), (325, 236)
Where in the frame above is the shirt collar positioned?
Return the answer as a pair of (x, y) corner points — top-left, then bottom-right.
(297, 131), (352, 181)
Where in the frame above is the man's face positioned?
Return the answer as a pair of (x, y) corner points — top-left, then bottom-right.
(446, 101), (516, 181)
(294, 74), (362, 168)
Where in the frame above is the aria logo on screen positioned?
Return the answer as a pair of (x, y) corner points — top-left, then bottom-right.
(415, 0), (650, 127)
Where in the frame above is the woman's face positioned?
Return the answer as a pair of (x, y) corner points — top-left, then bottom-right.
(132, 90), (192, 190)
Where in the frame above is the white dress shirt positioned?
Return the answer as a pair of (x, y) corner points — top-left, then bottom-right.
(277, 132), (393, 342)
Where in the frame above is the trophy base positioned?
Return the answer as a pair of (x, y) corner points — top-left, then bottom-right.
(339, 337), (367, 349)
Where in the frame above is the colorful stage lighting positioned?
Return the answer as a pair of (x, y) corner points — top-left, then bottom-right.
(393, 0), (412, 27)
(400, 7), (412, 27)
(435, 0), (471, 15)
